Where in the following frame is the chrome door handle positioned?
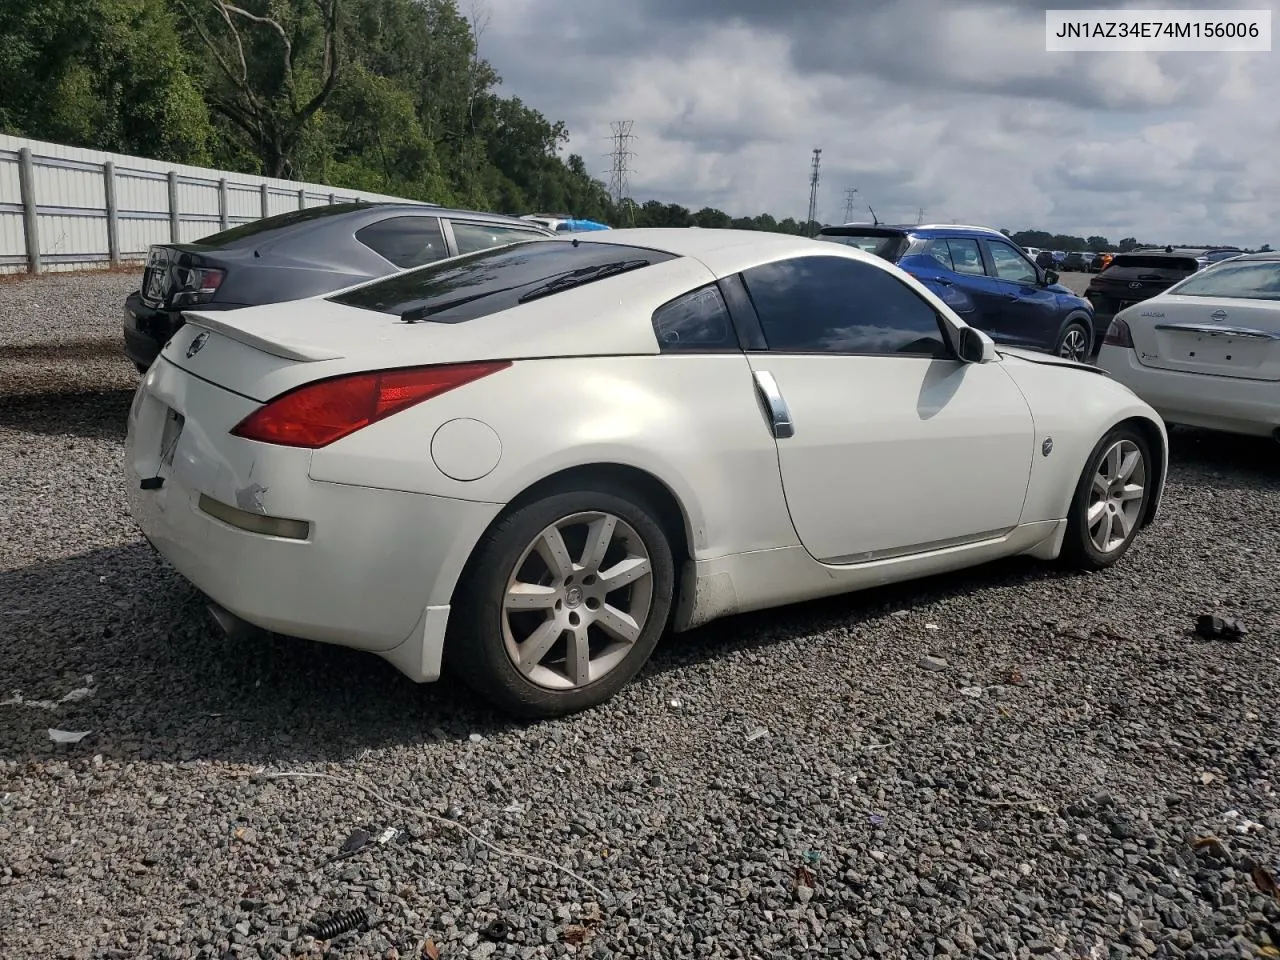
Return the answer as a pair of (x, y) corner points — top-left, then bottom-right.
(753, 370), (794, 439)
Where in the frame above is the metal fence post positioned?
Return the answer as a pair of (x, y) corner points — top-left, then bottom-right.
(218, 178), (229, 230)
(103, 161), (120, 267)
(17, 147), (41, 274)
(328, 192), (336, 205)
(260, 183), (269, 219)
(167, 170), (180, 242)
(297, 188), (306, 210)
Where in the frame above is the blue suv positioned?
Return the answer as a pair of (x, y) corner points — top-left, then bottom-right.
(816, 224), (1097, 362)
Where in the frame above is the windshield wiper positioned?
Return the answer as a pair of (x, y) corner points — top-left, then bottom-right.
(516, 259), (651, 304)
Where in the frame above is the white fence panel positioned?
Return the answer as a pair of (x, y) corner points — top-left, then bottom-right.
(0, 134), (419, 273)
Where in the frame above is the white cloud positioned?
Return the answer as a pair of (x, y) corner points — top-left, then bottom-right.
(484, 0), (1280, 246)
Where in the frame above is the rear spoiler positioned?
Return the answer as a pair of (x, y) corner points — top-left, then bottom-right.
(819, 226), (909, 238)
(181, 310), (343, 362)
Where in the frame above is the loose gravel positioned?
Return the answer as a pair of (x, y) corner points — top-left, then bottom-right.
(3, 270), (1280, 960)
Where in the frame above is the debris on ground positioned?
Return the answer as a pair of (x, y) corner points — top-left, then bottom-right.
(1222, 809), (1264, 834)
(918, 655), (948, 672)
(1195, 614), (1247, 641)
(745, 726), (768, 743)
(958, 685), (985, 698)
(483, 919), (510, 941)
(306, 907), (369, 940)
(326, 827), (371, 864)
(47, 728), (92, 744)
(420, 940), (440, 959)
(1252, 865), (1280, 901)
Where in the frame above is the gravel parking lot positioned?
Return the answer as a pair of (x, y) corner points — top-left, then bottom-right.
(3, 270), (1280, 960)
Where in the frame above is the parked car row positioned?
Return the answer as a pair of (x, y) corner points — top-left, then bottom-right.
(123, 224), (1169, 718)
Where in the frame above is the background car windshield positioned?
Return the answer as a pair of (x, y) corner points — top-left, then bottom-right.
(1169, 261), (1280, 301)
(328, 240), (675, 322)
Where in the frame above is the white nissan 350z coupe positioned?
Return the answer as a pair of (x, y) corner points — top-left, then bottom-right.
(125, 229), (1167, 717)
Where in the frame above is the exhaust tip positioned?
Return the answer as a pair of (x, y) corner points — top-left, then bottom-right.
(207, 601), (259, 641)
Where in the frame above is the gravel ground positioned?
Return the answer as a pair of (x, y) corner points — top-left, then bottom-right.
(3, 270), (1280, 960)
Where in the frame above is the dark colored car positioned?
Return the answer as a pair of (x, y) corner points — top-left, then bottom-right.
(1062, 251), (1093, 272)
(123, 202), (555, 371)
(1084, 251), (1203, 336)
(817, 223), (1097, 361)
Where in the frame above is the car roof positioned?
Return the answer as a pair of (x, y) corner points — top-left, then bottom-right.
(566, 228), (892, 278)
(819, 222), (1008, 241)
(1224, 251), (1280, 262)
(572, 227), (831, 259)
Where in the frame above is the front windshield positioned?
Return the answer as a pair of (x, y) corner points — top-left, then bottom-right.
(1168, 260), (1280, 301)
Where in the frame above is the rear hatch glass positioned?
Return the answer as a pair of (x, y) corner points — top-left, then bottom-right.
(815, 229), (909, 262)
(1089, 255), (1200, 310)
(328, 239), (676, 323)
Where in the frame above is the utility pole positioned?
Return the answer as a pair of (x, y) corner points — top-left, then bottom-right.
(605, 121), (636, 220)
(843, 188), (859, 224)
(806, 148), (822, 237)
(917, 207), (925, 225)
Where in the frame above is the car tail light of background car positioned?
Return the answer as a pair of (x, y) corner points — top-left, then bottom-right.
(231, 361), (512, 448)
(1103, 316), (1134, 349)
(171, 265), (227, 306)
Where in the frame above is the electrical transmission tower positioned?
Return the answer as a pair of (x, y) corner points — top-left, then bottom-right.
(806, 148), (822, 236)
(606, 121), (636, 210)
(843, 188), (859, 224)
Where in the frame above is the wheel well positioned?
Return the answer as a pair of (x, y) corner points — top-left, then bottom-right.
(494, 463), (692, 567)
(1117, 415), (1166, 528)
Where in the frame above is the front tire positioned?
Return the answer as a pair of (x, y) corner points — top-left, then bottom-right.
(447, 484), (676, 718)
(1055, 321), (1091, 363)
(1060, 425), (1153, 571)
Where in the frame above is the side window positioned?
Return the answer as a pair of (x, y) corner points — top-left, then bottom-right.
(946, 239), (985, 276)
(452, 221), (548, 255)
(923, 239), (954, 270)
(652, 284), (737, 352)
(355, 216), (448, 269)
(988, 241), (1038, 283)
(740, 255), (949, 357)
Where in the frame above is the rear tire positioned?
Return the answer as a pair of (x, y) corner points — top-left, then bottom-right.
(1060, 425), (1153, 571)
(1055, 321), (1091, 363)
(446, 483), (676, 718)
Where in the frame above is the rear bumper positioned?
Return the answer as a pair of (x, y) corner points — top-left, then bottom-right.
(123, 293), (176, 368)
(125, 358), (504, 681)
(1097, 346), (1280, 437)
(123, 293), (247, 370)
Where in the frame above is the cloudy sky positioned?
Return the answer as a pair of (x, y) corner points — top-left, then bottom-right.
(481, 0), (1278, 246)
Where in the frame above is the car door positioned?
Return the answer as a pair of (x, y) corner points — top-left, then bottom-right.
(932, 237), (1015, 342)
(736, 253), (1036, 564)
(445, 220), (553, 256)
(982, 239), (1061, 349)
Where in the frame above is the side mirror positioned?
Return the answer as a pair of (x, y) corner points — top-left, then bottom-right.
(957, 325), (996, 363)
(1043, 268), (1060, 285)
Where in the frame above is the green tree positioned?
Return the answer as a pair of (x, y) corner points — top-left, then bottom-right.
(175, 0), (341, 178)
(0, 0), (212, 163)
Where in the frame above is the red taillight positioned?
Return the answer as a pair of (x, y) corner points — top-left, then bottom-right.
(1102, 316), (1134, 349)
(231, 361), (511, 448)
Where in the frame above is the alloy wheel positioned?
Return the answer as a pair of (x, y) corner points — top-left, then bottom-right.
(1087, 439), (1146, 553)
(501, 511), (654, 690)
(1058, 326), (1089, 362)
